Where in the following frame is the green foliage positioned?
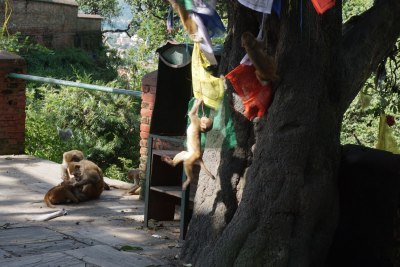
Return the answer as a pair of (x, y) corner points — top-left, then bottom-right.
(104, 157), (134, 181)
(3, 35), (142, 179)
(24, 45), (121, 82)
(26, 79), (141, 177)
(125, 0), (227, 50)
(341, 0), (400, 150)
(341, 48), (400, 148)
(119, 245), (144, 251)
(0, 32), (53, 59)
(343, 0), (373, 23)
(75, 0), (121, 20)
(125, 0), (171, 51)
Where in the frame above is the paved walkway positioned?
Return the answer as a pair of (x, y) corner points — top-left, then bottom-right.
(0, 155), (182, 267)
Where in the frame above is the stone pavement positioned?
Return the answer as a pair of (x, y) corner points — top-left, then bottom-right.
(0, 155), (183, 267)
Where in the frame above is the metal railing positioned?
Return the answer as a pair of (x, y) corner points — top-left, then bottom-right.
(8, 73), (142, 98)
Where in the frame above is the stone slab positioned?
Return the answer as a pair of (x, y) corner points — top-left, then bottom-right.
(0, 155), (181, 266)
(0, 252), (85, 267)
(65, 244), (167, 267)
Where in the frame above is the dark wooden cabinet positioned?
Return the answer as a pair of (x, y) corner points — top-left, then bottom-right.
(143, 43), (194, 239)
(144, 134), (195, 239)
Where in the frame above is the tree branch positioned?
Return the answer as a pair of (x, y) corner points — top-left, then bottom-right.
(102, 24), (132, 37)
(339, 0), (400, 114)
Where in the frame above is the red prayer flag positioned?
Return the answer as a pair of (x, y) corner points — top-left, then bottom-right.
(311, 0), (336, 14)
(226, 64), (273, 121)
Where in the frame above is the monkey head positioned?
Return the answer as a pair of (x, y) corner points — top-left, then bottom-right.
(200, 116), (213, 132)
(63, 150), (84, 163)
(68, 162), (83, 179)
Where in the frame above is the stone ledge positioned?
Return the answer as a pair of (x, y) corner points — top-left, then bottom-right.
(32, 0), (78, 7)
(78, 13), (103, 20)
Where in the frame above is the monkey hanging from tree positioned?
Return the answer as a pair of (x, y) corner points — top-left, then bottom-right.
(241, 31), (279, 84)
(162, 98), (215, 190)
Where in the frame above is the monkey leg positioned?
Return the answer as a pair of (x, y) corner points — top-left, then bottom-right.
(74, 188), (89, 202)
(162, 151), (188, 167)
(126, 173), (141, 195)
(182, 154), (198, 190)
(127, 184), (140, 195)
(65, 190), (80, 204)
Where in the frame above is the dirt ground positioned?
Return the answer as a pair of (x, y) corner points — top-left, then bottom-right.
(0, 155), (184, 267)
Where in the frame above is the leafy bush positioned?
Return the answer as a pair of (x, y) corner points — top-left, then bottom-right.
(340, 0), (400, 150)
(341, 53), (400, 149)
(1, 34), (142, 180)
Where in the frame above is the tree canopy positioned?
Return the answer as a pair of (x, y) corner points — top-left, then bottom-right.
(149, 1), (400, 266)
(107, 0), (400, 265)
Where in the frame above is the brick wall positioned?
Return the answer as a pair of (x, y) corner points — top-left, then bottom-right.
(138, 71), (156, 198)
(139, 71), (186, 198)
(75, 14), (103, 50)
(0, 0), (102, 50)
(0, 52), (26, 155)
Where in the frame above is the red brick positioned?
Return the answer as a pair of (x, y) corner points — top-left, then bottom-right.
(141, 101), (154, 110)
(141, 85), (157, 93)
(141, 92), (156, 103)
(140, 109), (153, 117)
(141, 71), (158, 88)
(0, 51), (26, 154)
(140, 131), (149, 139)
(140, 116), (151, 125)
(140, 124), (150, 133)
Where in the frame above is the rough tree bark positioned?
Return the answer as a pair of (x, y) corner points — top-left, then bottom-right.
(181, 0), (400, 266)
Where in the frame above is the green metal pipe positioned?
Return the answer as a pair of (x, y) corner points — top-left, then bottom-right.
(7, 73), (142, 98)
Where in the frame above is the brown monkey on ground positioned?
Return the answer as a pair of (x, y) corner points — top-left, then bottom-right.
(162, 98), (214, 190)
(61, 150), (110, 190)
(126, 169), (141, 195)
(61, 150), (84, 181)
(44, 179), (81, 208)
(68, 160), (105, 201)
(241, 31), (279, 83)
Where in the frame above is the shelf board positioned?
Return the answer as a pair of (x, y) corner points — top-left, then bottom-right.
(150, 186), (194, 201)
(152, 149), (181, 157)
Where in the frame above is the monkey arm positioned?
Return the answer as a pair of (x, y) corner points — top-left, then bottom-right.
(73, 175), (97, 187)
(188, 98), (202, 118)
(162, 151), (189, 167)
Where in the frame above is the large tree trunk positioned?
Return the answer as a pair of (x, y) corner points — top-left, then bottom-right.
(181, 1), (400, 266)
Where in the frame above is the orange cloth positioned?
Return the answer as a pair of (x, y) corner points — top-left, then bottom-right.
(311, 0), (336, 14)
(226, 64), (272, 121)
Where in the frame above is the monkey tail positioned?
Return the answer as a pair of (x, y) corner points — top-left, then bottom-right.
(43, 193), (55, 208)
(182, 179), (191, 190)
(198, 160), (215, 179)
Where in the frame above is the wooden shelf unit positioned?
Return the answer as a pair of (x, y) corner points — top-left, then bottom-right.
(144, 134), (194, 239)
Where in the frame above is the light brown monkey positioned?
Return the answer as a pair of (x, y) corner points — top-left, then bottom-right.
(241, 31), (279, 83)
(168, 0), (198, 38)
(43, 179), (81, 208)
(61, 150), (110, 190)
(61, 150), (84, 181)
(162, 99), (214, 190)
(68, 160), (104, 201)
(126, 169), (141, 195)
